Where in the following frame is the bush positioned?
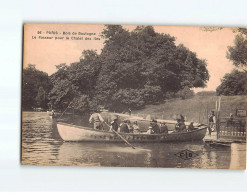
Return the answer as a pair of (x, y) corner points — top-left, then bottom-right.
(176, 86), (195, 99)
(196, 91), (216, 96)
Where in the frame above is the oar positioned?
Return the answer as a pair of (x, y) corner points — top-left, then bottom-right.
(58, 101), (73, 120)
(104, 122), (136, 149)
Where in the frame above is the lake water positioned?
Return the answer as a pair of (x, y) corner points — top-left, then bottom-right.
(21, 112), (246, 169)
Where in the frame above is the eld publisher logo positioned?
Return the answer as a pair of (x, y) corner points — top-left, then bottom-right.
(175, 149), (199, 160)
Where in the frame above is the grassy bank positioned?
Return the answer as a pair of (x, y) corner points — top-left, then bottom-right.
(132, 95), (247, 124)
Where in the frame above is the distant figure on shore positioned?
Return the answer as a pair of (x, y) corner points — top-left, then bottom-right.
(160, 122), (168, 134)
(128, 108), (132, 116)
(51, 109), (55, 116)
(119, 119), (129, 133)
(89, 110), (105, 130)
(227, 113), (234, 126)
(132, 121), (140, 134)
(188, 122), (194, 131)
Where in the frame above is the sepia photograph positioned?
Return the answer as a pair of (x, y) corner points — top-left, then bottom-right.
(21, 23), (246, 169)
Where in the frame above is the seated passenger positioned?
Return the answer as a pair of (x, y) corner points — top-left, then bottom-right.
(110, 118), (119, 132)
(160, 122), (168, 134)
(180, 121), (187, 132)
(175, 119), (181, 132)
(174, 119), (186, 132)
(126, 120), (133, 133)
(188, 122), (194, 131)
(119, 120), (130, 133)
(150, 119), (160, 134)
(132, 121), (140, 134)
(146, 126), (154, 134)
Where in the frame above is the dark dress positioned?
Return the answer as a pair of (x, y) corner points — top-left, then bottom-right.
(111, 121), (119, 131)
(152, 124), (160, 134)
(160, 125), (168, 134)
(120, 123), (129, 133)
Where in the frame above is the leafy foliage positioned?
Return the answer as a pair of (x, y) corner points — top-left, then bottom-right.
(24, 25), (210, 112)
(93, 25), (209, 111)
(35, 86), (47, 108)
(227, 34), (247, 68)
(175, 86), (195, 99)
(22, 64), (52, 110)
(196, 91), (216, 96)
(216, 70), (247, 95)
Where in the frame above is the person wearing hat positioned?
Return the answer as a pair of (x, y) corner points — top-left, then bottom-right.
(227, 113), (234, 126)
(146, 126), (154, 134)
(175, 119), (181, 132)
(132, 121), (140, 134)
(51, 109), (56, 117)
(208, 110), (215, 136)
(180, 119), (186, 132)
(89, 109), (105, 130)
(126, 120), (133, 133)
(110, 118), (119, 132)
(150, 119), (160, 134)
(119, 119), (129, 133)
(188, 122), (194, 131)
(160, 122), (168, 134)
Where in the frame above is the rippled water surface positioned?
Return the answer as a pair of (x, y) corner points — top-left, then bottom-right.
(21, 112), (246, 169)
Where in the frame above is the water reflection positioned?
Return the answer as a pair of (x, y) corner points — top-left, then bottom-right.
(21, 112), (245, 169)
(230, 143), (246, 169)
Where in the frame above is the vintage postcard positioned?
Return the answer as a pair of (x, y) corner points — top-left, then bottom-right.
(22, 23), (246, 169)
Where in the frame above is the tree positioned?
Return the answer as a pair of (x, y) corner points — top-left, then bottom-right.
(22, 64), (52, 110)
(176, 86), (195, 99)
(48, 63), (75, 110)
(201, 27), (247, 95)
(201, 27), (247, 68)
(48, 51), (102, 112)
(35, 86), (46, 108)
(227, 33), (247, 68)
(216, 70), (247, 95)
(48, 25), (209, 112)
(94, 25), (209, 110)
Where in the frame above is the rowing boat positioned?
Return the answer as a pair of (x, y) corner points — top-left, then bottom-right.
(56, 122), (207, 142)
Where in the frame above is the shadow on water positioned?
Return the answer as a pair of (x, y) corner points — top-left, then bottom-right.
(21, 112), (246, 169)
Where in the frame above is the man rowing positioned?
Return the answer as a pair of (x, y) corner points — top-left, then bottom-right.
(89, 109), (105, 130)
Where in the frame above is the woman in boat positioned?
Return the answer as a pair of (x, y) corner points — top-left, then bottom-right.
(160, 122), (168, 134)
(126, 120), (133, 133)
(150, 119), (160, 134)
(132, 121), (140, 134)
(119, 120), (129, 133)
(110, 118), (119, 132)
(146, 126), (154, 134)
(175, 118), (186, 132)
(175, 119), (181, 131)
(187, 122), (194, 131)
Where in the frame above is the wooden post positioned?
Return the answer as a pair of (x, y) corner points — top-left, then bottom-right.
(216, 96), (221, 139)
